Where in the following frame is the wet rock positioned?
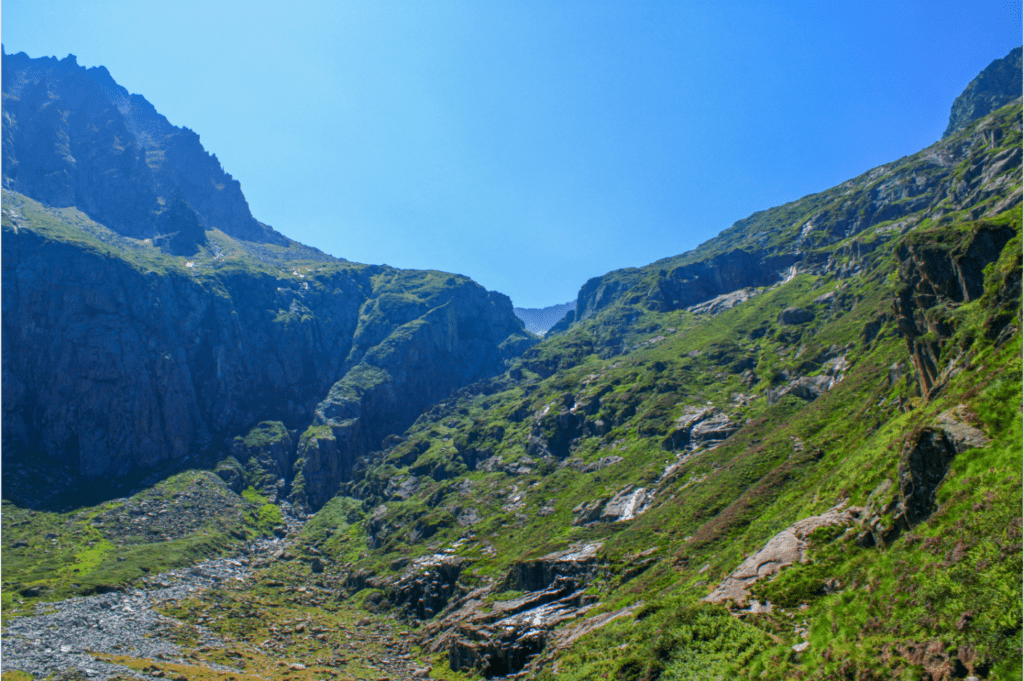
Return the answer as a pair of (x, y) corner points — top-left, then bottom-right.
(599, 486), (652, 522)
(421, 543), (604, 678)
(446, 588), (595, 678)
(388, 554), (464, 621)
(662, 407), (737, 451)
(502, 543), (602, 592)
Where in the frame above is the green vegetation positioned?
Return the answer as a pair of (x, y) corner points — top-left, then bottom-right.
(319, 191), (1021, 678)
(1, 471), (278, 616)
(1, 81), (1020, 681)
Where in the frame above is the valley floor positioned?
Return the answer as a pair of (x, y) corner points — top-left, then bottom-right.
(2, 517), (438, 681)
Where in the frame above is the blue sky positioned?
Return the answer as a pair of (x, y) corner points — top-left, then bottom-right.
(3, 1), (1021, 308)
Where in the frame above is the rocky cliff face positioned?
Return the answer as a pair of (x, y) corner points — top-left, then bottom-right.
(2, 193), (531, 510)
(1, 48), (285, 244)
(944, 46), (1023, 138)
(893, 223), (1018, 398)
(1, 49), (535, 510)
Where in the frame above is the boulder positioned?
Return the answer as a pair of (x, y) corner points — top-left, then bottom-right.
(778, 307), (815, 325)
(690, 412), (739, 448)
(662, 407), (737, 451)
(686, 288), (760, 316)
(768, 375), (835, 405)
(599, 486), (652, 522)
(705, 504), (862, 605)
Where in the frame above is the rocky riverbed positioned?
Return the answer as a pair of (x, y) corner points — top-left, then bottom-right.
(2, 540), (273, 680)
(1, 505), (432, 681)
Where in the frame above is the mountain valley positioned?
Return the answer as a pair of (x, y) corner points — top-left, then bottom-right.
(2, 47), (1022, 681)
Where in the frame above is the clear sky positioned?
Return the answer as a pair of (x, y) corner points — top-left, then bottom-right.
(2, 1), (1021, 308)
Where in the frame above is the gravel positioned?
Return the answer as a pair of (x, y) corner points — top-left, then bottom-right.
(2, 537), (285, 680)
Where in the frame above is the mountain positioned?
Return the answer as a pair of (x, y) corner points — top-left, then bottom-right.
(513, 300), (576, 335)
(2, 48), (1022, 681)
(1, 51), (535, 515)
(2, 48), (286, 244)
(944, 46), (1023, 138)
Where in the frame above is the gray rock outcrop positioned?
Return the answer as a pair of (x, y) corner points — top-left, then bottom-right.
(944, 47), (1023, 138)
(420, 543), (604, 678)
(661, 406), (738, 451)
(2, 49), (285, 244)
(705, 504), (862, 606)
(2, 221), (533, 510)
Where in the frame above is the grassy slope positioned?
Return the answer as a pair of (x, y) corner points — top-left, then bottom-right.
(321, 211), (1020, 680)
(312, 104), (1023, 679)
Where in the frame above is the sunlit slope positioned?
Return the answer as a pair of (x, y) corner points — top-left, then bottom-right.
(309, 101), (1022, 679)
(550, 98), (1022, 335)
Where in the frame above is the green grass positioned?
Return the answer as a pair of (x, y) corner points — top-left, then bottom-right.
(1, 471), (272, 616)
(305, 199), (1023, 679)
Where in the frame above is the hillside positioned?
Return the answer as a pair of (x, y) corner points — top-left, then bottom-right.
(2, 48), (1022, 681)
(318, 94), (1022, 678)
(1, 50), (535, 515)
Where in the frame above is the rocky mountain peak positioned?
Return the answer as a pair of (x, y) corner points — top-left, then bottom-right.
(943, 45), (1022, 138)
(1, 48), (287, 245)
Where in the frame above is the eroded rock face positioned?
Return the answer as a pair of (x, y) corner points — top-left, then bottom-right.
(2, 51), (286, 244)
(572, 486), (653, 525)
(896, 427), (967, 526)
(2, 228), (533, 510)
(686, 287), (760, 316)
(857, 412), (989, 549)
(661, 407), (738, 451)
(944, 47), (1023, 138)
(893, 224), (1016, 399)
(418, 543), (604, 678)
(446, 585), (597, 678)
(705, 504), (862, 606)
(387, 554), (465, 621)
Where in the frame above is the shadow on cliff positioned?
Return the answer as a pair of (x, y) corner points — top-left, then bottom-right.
(1, 449), (224, 512)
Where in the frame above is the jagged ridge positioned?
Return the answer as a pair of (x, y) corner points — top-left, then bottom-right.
(2, 48), (286, 245)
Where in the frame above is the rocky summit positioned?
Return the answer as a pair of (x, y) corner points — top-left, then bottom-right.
(3, 47), (1023, 681)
